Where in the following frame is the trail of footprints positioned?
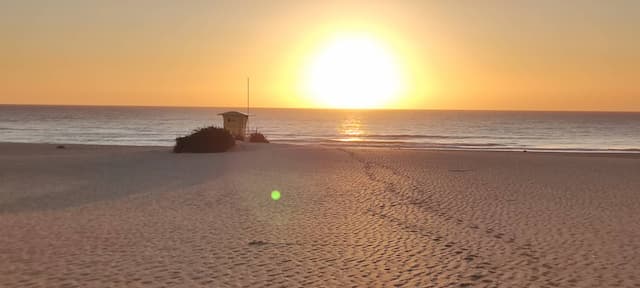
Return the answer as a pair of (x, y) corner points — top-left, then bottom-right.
(340, 149), (560, 287)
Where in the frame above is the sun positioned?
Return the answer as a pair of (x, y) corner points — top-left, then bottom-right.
(303, 35), (405, 109)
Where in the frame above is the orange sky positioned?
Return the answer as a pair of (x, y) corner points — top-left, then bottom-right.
(1, 1), (639, 111)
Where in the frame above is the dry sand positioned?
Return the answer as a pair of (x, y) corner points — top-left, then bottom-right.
(0, 142), (639, 287)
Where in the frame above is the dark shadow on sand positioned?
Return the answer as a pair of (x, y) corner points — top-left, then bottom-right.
(0, 149), (232, 214)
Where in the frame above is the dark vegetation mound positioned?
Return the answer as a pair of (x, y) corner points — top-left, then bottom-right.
(174, 126), (235, 153)
(249, 132), (269, 143)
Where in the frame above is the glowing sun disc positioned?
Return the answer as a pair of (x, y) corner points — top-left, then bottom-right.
(304, 35), (404, 109)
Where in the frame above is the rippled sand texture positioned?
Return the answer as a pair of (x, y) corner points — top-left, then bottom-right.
(1, 143), (639, 287)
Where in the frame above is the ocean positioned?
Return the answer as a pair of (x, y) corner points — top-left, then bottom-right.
(1, 105), (639, 152)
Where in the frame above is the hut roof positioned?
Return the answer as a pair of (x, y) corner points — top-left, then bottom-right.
(218, 111), (249, 118)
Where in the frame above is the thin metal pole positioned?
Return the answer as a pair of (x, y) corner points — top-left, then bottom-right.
(247, 77), (250, 116)
(247, 77), (250, 136)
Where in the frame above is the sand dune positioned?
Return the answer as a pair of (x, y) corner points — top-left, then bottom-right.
(1, 143), (639, 287)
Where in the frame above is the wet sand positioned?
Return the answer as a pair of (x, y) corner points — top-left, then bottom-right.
(1, 142), (639, 287)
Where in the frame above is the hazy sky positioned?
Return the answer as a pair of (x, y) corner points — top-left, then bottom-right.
(1, 0), (639, 111)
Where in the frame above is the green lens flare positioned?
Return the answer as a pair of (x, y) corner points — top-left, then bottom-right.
(271, 190), (281, 201)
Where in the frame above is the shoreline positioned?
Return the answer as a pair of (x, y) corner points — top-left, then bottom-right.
(3, 106), (638, 157)
(2, 141), (639, 158)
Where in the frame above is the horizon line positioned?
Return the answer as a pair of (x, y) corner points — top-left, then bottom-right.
(0, 103), (639, 113)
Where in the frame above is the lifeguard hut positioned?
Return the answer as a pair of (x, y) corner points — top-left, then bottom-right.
(218, 78), (252, 139)
(219, 111), (248, 140)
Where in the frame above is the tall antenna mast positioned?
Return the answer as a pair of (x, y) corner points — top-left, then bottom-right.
(246, 77), (250, 135)
(246, 77), (250, 116)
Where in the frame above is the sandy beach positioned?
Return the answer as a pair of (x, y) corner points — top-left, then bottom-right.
(1, 142), (639, 287)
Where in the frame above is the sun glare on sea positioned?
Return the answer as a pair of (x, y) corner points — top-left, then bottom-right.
(303, 35), (405, 109)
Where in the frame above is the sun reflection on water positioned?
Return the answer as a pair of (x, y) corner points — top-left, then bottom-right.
(338, 117), (365, 142)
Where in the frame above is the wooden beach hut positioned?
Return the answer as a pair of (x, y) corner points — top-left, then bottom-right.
(219, 111), (248, 140)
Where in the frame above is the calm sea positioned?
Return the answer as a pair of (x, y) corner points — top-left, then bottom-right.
(1, 105), (639, 152)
